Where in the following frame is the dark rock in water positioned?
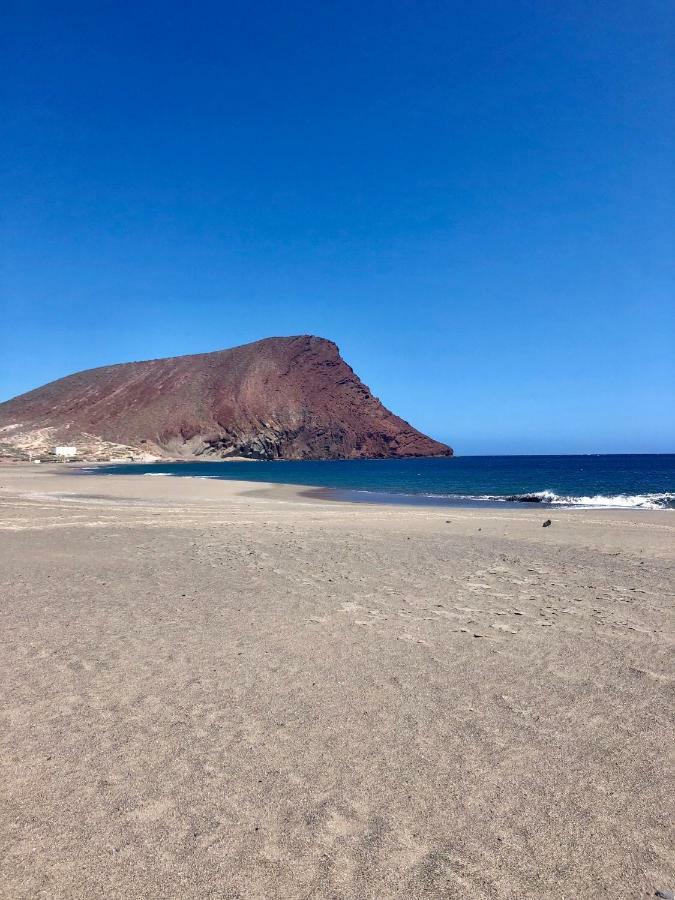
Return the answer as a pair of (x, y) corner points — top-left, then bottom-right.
(542, 519), (552, 527)
(507, 494), (546, 503)
(655, 890), (674, 899)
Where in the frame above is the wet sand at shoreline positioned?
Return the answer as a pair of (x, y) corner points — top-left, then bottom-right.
(1, 465), (673, 898)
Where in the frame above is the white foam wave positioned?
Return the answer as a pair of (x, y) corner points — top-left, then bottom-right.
(349, 488), (674, 509)
(499, 490), (675, 509)
(548, 492), (675, 510)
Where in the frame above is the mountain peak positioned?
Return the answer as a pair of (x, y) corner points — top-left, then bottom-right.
(0, 337), (453, 461)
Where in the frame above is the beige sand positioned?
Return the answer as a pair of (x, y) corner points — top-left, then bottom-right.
(0, 465), (673, 899)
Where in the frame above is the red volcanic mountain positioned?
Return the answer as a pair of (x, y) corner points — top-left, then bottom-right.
(0, 336), (452, 460)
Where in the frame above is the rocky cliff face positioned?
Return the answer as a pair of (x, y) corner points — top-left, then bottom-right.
(0, 336), (452, 460)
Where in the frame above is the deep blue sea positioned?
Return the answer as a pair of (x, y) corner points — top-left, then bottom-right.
(90, 455), (675, 509)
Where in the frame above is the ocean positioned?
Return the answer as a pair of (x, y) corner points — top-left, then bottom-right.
(90, 454), (675, 510)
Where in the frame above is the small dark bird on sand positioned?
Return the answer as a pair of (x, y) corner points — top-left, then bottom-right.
(543, 519), (552, 527)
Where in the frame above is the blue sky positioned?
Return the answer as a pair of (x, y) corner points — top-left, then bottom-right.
(2, 0), (673, 454)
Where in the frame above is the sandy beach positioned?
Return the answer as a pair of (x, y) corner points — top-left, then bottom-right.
(0, 464), (673, 899)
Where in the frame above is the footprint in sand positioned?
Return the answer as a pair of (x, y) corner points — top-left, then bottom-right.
(338, 602), (365, 613)
(398, 633), (432, 646)
(630, 667), (674, 683)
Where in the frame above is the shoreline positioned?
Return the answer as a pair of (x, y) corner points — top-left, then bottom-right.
(3, 460), (675, 517)
(73, 459), (675, 512)
(1, 462), (673, 554)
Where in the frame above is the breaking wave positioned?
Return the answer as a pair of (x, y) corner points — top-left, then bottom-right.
(354, 488), (675, 509)
(480, 490), (675, 509)
(346, 488), (675, 510)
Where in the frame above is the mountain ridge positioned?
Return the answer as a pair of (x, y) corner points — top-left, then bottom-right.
(0, 335), (453, 461)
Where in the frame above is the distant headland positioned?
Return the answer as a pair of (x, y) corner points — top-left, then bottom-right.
(0, 335), (452, 462)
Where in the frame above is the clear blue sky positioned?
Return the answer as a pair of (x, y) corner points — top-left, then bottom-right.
(2, 1), (673, 454)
